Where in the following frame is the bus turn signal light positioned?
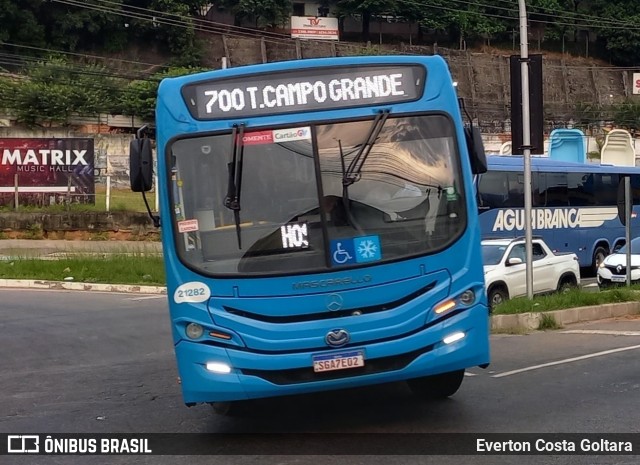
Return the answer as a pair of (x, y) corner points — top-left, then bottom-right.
(209, 330), (233, 340)
(434, 299), (456, 314)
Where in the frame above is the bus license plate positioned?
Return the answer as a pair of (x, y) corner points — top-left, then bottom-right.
(312, 350), (364, 373)
(611, 276), (626, 282)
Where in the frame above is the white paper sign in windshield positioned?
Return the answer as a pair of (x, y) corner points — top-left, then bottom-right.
(182, 65), (425, 120)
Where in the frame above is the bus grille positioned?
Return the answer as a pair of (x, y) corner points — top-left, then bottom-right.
(222, 281), (437, 324)
(240, 346), (433, 385)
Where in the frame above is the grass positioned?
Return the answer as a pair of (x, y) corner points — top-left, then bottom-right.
(493, 288), (640, 314)
(0, 254), (165, 285)
(1, 187), (154, 213)
(2, 253), (640, 309)
(538, 313), (561, 330)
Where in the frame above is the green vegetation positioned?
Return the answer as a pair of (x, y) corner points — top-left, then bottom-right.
(2, 1), (640, 126)
(538, 313), (561, 331)
(0, 57), (205, 126)
(493, 288), (640, 314)
(0, 254), (165, 286)
(0, 187), (151, 213)
(23, 224), (44, 240)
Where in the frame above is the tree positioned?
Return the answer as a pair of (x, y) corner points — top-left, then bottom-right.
(591, 0), (640, 65)
(118, 66), (206, 120)
(38, 0), (128, 52)
(613, 101), (640, 130)
(336, 0), (399, 43)
(5, 57), (124, 126)
(99, 0), (205, 66)
(217, 0), (292, 29)
(416, 1), (507, 48)
(0, 0), (45, 48)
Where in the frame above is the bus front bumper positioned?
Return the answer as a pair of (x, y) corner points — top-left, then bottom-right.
(174, 305), (490, 404)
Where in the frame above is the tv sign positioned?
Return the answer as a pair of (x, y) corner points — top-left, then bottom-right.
(290, 16), (339, 41)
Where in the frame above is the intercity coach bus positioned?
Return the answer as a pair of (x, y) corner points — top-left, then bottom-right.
(477, 155), (640, 273)
(130, 55), (490, 412)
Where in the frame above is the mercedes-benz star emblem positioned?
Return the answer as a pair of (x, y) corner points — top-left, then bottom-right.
(325, 329), (350, 347)
(326, 293), (344, 311)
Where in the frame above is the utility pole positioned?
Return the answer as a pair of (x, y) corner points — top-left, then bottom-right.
(518, 0), (534, 299)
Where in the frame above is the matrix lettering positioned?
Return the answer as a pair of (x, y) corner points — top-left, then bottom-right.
(2, 149), (88, 166)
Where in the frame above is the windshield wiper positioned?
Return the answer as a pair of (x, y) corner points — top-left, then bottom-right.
(342, 109), (390, 187)
(224, 123), (245, 249)
(337, 110), (390, 232)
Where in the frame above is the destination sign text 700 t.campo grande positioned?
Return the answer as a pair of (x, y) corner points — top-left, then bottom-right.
(181, 65), (426, 120)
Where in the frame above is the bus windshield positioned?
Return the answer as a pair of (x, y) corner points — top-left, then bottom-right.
(169, 113), (465, 275)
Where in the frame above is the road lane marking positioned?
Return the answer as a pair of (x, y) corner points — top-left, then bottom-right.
(562, 330), (640, 336)
(492, 344), (640, 378)
(127, 295), (166, 301)
(464, 372), (477, 377)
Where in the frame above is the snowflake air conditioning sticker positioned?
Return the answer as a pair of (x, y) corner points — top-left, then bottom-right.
(330, 235), (382, 266)
(354, 236), (381, 263)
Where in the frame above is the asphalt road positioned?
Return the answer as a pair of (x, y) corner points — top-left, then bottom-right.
(1, 289), (640, 465)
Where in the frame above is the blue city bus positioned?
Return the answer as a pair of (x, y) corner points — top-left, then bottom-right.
(477, 155), (640, 272)
(130, 55), (490, 411)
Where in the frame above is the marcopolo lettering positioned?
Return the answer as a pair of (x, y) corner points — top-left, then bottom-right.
(292, 274), (373, 290)
(2, 149), (89, 166)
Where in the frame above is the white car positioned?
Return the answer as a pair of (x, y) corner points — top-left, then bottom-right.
(482, 237), (581, 309)
(597, 237), (640, 287)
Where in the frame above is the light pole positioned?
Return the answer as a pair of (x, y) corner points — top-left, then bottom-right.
(518, 0), (534, 299)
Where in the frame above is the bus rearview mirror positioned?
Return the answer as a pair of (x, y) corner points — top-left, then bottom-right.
(130, 137), (153, 192)
(465, 127), (487, 175)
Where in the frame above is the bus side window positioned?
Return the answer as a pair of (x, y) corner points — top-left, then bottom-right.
(477, 171), (509, 209)
(540, 172), (568, 207)
(595, 174), (618, 206)
(568, 172), (595, 206)
(632, 175), (640, 204)
(505, 172), (524, 207)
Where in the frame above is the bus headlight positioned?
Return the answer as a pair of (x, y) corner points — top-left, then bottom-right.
(459, 290), (476, 306)
(443, 332), (465, 345)
(206, 362), (232, 374)
(185, 323), (204, 339)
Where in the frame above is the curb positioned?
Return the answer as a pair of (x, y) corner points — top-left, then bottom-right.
(491, 301), (640, 331)
(0, 279), (166, 295)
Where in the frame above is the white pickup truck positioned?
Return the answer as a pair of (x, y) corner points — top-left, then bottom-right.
(482, 237), (581, 309)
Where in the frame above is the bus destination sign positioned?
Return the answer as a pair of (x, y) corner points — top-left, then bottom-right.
(182, 65), (425, 120)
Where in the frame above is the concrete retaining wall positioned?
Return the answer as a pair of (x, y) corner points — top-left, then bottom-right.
(491, 301), (640, 332)
(0, 211), (155, 235)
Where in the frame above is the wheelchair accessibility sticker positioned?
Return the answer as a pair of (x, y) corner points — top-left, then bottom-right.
(330, 235), (382, 266)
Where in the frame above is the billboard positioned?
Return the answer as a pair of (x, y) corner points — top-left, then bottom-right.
(633, 72), (640, 95)
(290, 16), (339, 40)
(0, 138), (95, 206)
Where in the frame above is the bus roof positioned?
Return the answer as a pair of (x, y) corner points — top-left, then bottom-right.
(487, 155), (640, 175)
